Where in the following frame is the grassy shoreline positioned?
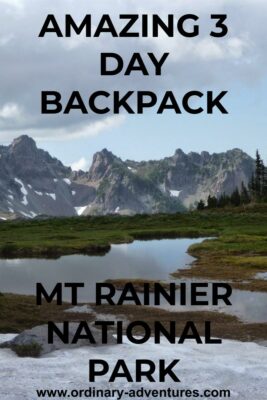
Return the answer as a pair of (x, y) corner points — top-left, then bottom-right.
(1, 207), (266, 343)
(0, 293), (266, 343)
(0, 206), (267, 291)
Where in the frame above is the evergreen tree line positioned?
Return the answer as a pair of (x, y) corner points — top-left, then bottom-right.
(197, 150), (267, 210)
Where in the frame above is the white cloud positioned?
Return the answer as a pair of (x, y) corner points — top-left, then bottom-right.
(0, 0), (23, 10)
(0, 103), (22, 119)
(146, 32), (251, 63)
(0, 0), (266, 140)
(71, 157), (89, 171)
(31, 115), (126, 141)
(74, 115), (126, 139)
(0, 34), (14, 47)
(0, 114), (126, 142)
(227, 37), (250, 60)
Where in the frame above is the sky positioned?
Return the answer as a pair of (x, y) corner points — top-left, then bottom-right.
(0, 0), (266, 170)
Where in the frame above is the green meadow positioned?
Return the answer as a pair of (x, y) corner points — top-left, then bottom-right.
(0, 204), (266, 291)
(0, 205), (267, 338)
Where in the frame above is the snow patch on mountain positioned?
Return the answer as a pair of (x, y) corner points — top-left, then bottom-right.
(46, 193), (56, 201)
(20, 211), (37, 219)
(0, 136), (255, 218)
(170, 190), (181, 198)
(75, 205), (88, 216)
(14, 178), (28, 205)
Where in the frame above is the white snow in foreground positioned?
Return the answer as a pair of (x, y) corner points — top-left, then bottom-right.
(170, 190), (181, 198)
(14, 178), (28, 205)
(75, 205), (88, 216)
(7, 194), (14, 201)
(63, 178), (71, 185)
(0, 217), (7, 220)
(115, 206), (120, 213)
(46, 193), (56, 201)
(53, 178), (58, 182)
(0, 335), (266, 400)
(8, 207), (14, 213)
(94, 314), (130, 324)
(65, 305), (94, 314)
(72, 190), (76, 196)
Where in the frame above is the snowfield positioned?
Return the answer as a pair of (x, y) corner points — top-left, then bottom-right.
(75, 205), (88, 216)
(169, 190), (181, 198)
(0, 335), (266, 400)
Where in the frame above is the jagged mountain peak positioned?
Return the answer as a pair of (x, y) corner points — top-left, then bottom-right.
(174, 148), (185, 156)
(0, 135), (256, 219)
(10, 135), (37, 154)
(93, 148), (118, 162)
(172, 147), (250, 159)
(225, 148), (249, 157)
(11, 134), (35, 146)
(88, 148), (123, 182)
(200, 150), (210, 159)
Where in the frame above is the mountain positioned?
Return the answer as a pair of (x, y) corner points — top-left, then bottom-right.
(124, 148), (254, 208)
(0, 135), (254, 219)
(0, 135), (95, 219)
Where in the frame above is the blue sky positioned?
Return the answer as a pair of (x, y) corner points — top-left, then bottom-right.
(0, 0), (266, 169)
(41, 80), (267, 167)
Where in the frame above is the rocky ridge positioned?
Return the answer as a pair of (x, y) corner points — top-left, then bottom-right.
(0, 135), (254, 219)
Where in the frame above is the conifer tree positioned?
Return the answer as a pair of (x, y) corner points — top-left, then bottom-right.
(262, 163), (267, 200)
(197, 199), (205, 210)
(255, 150), (264, 199)
(240, 182), (250, 205)
(230, 187), (241, 207)
(248, 173), (255, 197)
(248, 150), (266, 202)
(207, 195), (217, 208)
(217, 192), (230, 208)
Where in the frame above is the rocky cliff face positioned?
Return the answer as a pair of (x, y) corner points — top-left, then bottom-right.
(73, 148), (184, 215)
(127, 148), (254, 208)
(0, 135), (254, 219)
(0, 135), (95, 219)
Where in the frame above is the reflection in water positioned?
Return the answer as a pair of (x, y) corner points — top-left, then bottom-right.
(159, 284), (267, 323)
(0, 239), (266, 323)
(256, 272), (267, 281)
(0, 239), (200, 299)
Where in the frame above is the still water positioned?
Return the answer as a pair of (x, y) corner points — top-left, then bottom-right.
(0, 239), (266, 323)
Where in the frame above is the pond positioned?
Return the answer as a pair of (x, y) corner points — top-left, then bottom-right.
(0, 238), (266, 323)
(256, 272), (267, 281)
(0, 239), (200, 298)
